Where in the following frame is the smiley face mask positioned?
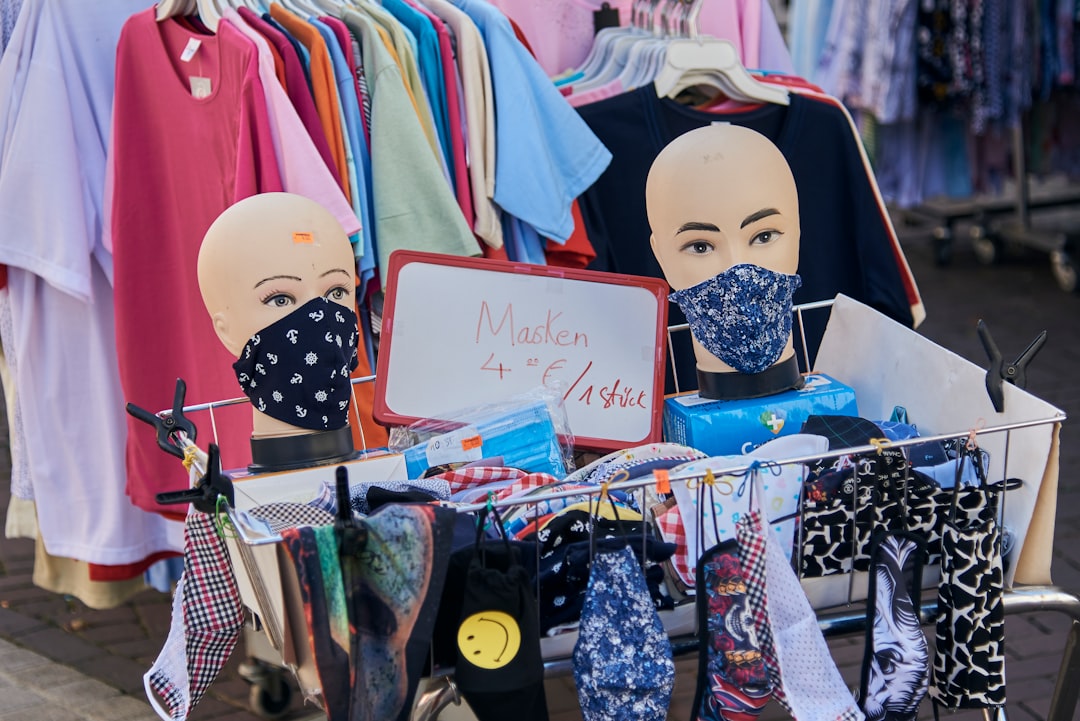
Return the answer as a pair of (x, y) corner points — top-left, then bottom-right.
(454, 507), (548, 721)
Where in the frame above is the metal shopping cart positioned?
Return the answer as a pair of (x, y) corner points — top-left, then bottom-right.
(135, 298), (1078, 721)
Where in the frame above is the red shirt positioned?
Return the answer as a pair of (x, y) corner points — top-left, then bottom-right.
(111, 11), (283, 514)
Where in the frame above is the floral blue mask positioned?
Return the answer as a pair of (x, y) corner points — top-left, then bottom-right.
(668, 264), (802, 375)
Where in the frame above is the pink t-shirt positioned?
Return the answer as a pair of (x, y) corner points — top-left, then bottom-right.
(110, 10), (283, 514)
(226, 10), (360, 237)
(488, 0), (789, 77)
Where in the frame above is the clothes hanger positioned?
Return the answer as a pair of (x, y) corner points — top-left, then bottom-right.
(156, 0), (197, 21)
(574, 0), (661, 92)
(196, 0), (222, 31)
(566, 0), (651, 83)
(652, 0), (790, 106)
(610, 6), (671, 91)
(623, 0), (683, 89)
(310, 0), (344, 15)
(277, 0), (324, 17)
(653, 37), (790, 104)
(229, 0), (265, 11)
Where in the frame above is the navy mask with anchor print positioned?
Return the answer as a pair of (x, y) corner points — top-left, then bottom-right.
(233, 297), (359, 431)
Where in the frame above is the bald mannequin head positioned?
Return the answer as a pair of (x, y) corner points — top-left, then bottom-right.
(198, 193), (356, 439)
(198, 193), (356, 357)
(646, 125), (801, 375)
(647, 124), (799, 289)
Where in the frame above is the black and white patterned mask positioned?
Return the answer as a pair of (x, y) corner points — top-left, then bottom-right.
(233, 297), (359, 431)
(668, 264), (801, 375)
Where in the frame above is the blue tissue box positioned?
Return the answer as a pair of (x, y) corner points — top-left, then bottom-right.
(663, 373), (858, 456)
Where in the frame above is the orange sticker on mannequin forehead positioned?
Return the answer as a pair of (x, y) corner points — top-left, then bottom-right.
(292, 232), (314, 244)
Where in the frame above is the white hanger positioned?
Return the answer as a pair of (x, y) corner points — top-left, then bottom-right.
(311, 0), (344, 14)
(652, 36), (790, 105)
(196, 0), (222, 31)
(279, 0), (324, 16)
(568, 0), (651, 82)
(224, 0), (259, 11)
(155, 0), (197, 21)
(155, 0), (221, 32)
(574, 0), (661, 91)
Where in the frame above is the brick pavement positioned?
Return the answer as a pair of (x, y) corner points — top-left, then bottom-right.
(0, 225), (1077, 721)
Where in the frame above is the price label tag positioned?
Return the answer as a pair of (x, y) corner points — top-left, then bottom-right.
(425, 426), (483, 467)
(180, 37), (202, 62)
(189, 77), (212, 99)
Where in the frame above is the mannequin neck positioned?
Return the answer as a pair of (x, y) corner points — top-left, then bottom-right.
(249, 409), (357, 473)
(249, 425), (358, 473)
(695, 354), (804, 401)
(252, 409), (319, 440)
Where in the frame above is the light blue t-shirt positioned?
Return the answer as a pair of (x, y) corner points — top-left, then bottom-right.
(454, 0), (612, 243)
(383, 0), (454, 186)
(310, 18), (377, 287)
(503, 215), (547, 265)
(786, 0), (833, 82)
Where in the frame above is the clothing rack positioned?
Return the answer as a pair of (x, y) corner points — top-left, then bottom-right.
(904, 118), (1080, 289)
(152, 296), (1072, 720)
(220, 412), (1062, 549)
(216, 407), (1077, 721)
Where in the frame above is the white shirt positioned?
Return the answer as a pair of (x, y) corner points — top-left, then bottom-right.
(0, 0), (181, 565)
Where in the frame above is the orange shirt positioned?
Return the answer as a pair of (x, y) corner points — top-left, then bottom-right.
(350, 304), (389, 450)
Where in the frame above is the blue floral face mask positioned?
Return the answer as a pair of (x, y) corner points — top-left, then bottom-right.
(668, 264), (802, 375)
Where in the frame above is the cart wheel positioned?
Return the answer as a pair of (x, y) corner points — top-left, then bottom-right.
(248, 674), (293, 720)
(971, 226), (1001, 265)
(1051, 249), (1078, 294)
(932, 226), (953, 266)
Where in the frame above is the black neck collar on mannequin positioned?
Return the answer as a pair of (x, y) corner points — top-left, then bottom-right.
(697, 355), (804, 401)
(248, 425), (358, 474)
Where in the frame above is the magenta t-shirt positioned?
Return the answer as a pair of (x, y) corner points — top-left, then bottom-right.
(111, 10), (283, 514)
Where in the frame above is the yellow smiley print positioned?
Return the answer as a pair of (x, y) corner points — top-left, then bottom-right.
(457, 611), (521, 670)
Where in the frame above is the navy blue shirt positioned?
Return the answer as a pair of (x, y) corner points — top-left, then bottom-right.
(577, 88), (916, 391)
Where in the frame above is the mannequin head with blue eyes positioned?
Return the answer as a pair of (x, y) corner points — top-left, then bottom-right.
(646, 124), (801, 377)
(199, 193), (358, 440)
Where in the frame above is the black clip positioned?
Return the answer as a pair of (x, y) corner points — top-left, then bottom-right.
(334, 466), (367, 555)
(154, 442), (235, 514)
(593, 1), (620, 33)
(125, 378), (198, 460)
(977, 320), (1046, 413)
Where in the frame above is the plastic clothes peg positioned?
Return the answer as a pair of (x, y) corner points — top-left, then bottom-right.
(977, 320), (1046, 413)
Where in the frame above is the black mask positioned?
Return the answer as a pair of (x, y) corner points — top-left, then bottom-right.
(233, 297), (359, 431)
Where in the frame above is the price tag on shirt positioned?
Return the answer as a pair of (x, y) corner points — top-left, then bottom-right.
(425, 425), (484, 467)
(189, 77), (212, 99)
(180, 37), (202, 62)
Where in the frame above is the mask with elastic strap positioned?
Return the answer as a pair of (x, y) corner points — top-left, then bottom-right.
(144, 508), (245, 721)
(453, 503), (548, 721)
(668, 264), (802, 375)
(232, 297), (359, 431)
(572, 492), (675, 721)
